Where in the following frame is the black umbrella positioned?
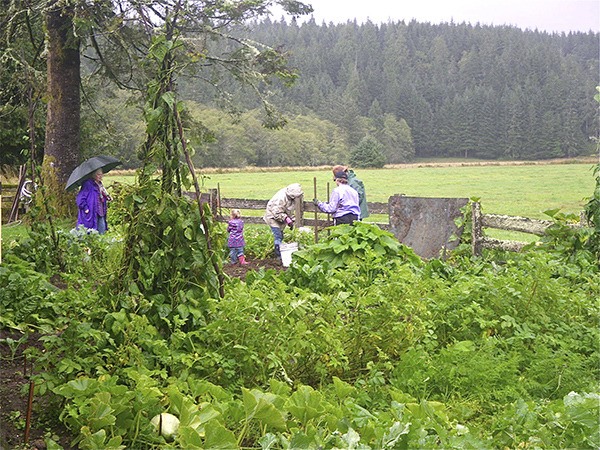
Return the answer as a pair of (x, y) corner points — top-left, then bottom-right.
(65, 155), (122, 191)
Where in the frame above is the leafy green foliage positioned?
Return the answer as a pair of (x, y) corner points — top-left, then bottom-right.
(114, 31), (225, 326)
(187, 106), (349, 168)
(290, 221), (421, 272)
(2, 191), (599, 449)
(115, 182), (219, 334)
(241, 224), (314, 260)
(583, 164), (600, 260)
(0, 255), (57, 329)
(491, 392), (600, 448)
(10, 215), (122, 280)
(533, 207), (599, 272)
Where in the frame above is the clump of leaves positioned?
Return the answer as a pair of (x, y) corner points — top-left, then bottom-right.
(112, 182), (219, 335)
(490, 392), (600, 449)
(0, 255), (58, 328)
(530, 164), (600, 272)
(292, 221), (421, 270)
(532, 208), (598, 273)
(583, 164), (600, 260)
(10, 220), (122, 282)
(282, 222), (422, 295)
(242, 224), (314, 260)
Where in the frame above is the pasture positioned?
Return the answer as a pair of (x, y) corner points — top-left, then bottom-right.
(108, 161), (596, 219)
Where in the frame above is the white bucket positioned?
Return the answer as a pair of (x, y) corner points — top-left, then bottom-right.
(280, 242), (298, 267)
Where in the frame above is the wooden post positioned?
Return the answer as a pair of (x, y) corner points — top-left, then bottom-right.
(326, 182), (331, 231)
(313, 177), (318, 243)
(0, 180), (2, 264)
(294, 194), (303, 228)
(176, 106), (224, 298)
(580, 210), (589, 227)
(208, 188), (218, 218)
(9, 165), (27, 223)
(24, 380), (34, 444)
(471, 202), (483, 257)
(217, 183), (222, 220)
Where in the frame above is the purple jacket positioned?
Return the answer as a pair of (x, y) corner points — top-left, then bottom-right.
(227, 218), (245, 248)
(318, 183), (360, 218)
(76, 179), (107, 230)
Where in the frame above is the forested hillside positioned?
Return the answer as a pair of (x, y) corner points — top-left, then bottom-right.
(180, 19), (599, 166)
(3, 15), (597, 169)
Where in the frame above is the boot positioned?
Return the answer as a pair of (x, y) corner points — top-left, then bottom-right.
(238, 255), (249, 265)
(274, 244), (281, 258)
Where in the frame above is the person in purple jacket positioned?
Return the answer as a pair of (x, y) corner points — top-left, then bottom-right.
(313, 169), (361, 226)
(227, 209), (249, 265)
(76, 168), (112, 234)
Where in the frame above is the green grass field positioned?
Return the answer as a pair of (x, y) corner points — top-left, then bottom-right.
(2, 162), (595, 248)
(109, 162), (596, 219)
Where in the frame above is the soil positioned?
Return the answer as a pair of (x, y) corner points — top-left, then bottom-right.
(221, 256), (285, 279)
(0, 258), (284, 449)
(0, 330), (71, 450)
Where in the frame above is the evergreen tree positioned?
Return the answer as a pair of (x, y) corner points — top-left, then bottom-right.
(378, 114), (414, 163)
(350, 135), (386, 168)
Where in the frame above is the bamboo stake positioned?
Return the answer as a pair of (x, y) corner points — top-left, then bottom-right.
(24, 380), (34, 444)
(313, 177), (318, 243)
(173, 106), (225, 298)
(0, 180), (2, 265)
(326, 181), (331, 233)
(217, 183), (222, 220)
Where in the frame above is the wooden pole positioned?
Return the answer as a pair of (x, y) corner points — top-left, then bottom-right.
(471, 202), (483, 257)
(313, 177), (318, 243)
(294, 195), (303, 228)
(174, 105), (225, 298)
(217, 183), (222, 220)
(0, 180), (2, 264)
(24, 380), (34, 444)
(9, 165), (27, 223)
(326, 181), (331, 232)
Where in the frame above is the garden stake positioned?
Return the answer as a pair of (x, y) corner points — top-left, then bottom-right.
(24, 379), (34, 444)
(174, 104), (225, 297)
(0, 180), (2, 264)
(313, 177), (318, 243)
(217, 183), (223, 220)
(326, 182), (331, 233)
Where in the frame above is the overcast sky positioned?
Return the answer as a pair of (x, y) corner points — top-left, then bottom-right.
(277, 0), (599, 33)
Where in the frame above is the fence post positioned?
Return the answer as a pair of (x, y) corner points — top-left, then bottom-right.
(295, 195), (304, 227)
(208, 188), (218, 217)
(472, 201), (483, 257)
(580, 210), (589, 227)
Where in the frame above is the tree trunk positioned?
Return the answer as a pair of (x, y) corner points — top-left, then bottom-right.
(43, 1), (80, 189)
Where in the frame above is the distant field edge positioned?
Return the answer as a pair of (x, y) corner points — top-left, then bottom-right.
(107, 156), (598, 176)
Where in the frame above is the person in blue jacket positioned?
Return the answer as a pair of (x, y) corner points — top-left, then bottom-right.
(313, 170), (361, 225)
(76, 168), (112, 233)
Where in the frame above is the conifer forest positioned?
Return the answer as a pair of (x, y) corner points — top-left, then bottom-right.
(178, 19), (599, 167)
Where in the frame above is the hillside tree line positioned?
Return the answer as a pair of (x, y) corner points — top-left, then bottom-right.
(181, 18), (599, 166)
(1, 14), (599, 170)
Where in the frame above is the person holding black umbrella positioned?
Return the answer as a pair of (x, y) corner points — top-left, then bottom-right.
(76, 168), (113, 234)
(66, 155), (120, 234)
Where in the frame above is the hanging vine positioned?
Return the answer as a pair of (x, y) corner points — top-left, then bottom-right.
(115, 26), (224, 335)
